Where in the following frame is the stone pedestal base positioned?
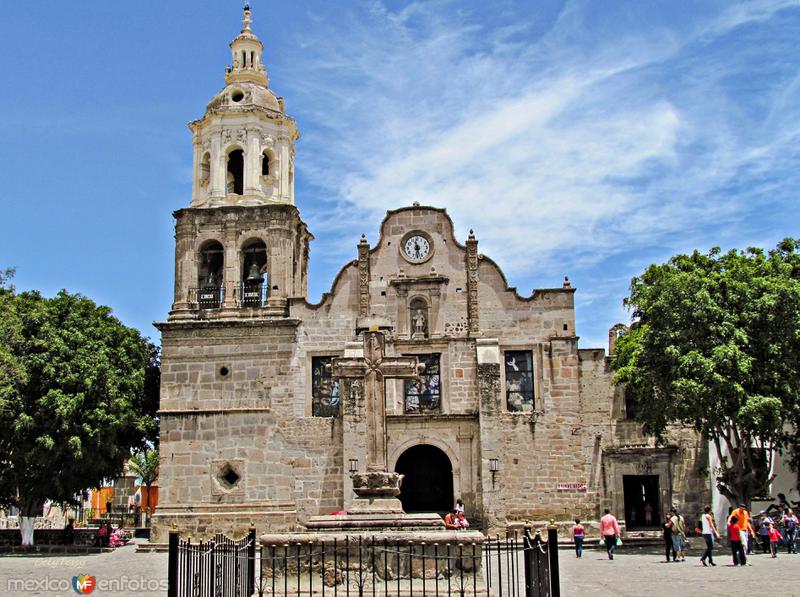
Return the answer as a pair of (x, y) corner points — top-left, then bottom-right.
(260, 528), (486, 594)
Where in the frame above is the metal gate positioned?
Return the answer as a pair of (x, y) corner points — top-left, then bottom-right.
(168, 528), (256, 597)
(483, 525), (560, 597)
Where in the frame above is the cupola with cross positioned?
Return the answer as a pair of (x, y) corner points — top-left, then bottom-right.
(189, 4), (298, 207)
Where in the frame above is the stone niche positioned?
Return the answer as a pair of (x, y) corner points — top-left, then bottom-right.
(389, 274), (449, 340)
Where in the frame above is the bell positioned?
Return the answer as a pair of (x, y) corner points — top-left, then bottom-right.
(246, 263), (261, 284)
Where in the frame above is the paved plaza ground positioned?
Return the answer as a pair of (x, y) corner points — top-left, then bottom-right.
(0, 541), (797, 596)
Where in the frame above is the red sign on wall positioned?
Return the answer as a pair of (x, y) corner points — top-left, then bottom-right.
(556, 482), (588, 491)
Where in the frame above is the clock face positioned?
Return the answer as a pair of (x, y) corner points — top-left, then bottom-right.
(403, 235), (431, 262)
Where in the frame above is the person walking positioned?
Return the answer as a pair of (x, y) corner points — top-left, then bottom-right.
(728, 504), (754, 555)
(783, 508), (798, 554)
(728, 515), (747, 566)
(572, 518), (585, 558)
(699, 505), (721, 566)
(663, 514), (676, 562)
(756, 514), (772, 553)
(600, 509), (621, 560)
(669, 508), (687, 562)
(768, 522), (783, 558)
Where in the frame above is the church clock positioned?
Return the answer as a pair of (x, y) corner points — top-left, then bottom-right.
(401, 231), (433, 264)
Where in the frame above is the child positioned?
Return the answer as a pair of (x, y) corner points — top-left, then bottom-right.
(573, 518), (585, 558)
(768, 522), (783, 558)
(728, 515), (746, 566)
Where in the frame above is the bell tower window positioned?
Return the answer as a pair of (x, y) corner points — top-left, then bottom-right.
(198, 241), (224, 309)
(241, 240), (267, 307)
(226, 149), (244, 195)
(261, 152), (270, 176)
(199, 152), (210, 187)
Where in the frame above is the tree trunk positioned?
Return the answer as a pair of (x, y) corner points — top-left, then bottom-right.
(19, 498), (41, 547)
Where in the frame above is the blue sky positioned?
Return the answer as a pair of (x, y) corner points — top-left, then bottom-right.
(1, 0), (798, 349)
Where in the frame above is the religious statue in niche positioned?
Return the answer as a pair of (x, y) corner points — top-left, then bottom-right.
(409, 298), (429, 339)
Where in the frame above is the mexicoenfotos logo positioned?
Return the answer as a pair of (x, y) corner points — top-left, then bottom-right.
(72, 574), (96, 594)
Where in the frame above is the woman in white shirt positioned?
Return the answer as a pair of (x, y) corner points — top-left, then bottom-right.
(700, 505), (722, 566)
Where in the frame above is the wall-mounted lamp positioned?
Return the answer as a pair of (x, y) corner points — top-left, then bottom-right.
(489, 458), (500, 488)
(349, 458), (359, 474)
(529, 410), (541, 434)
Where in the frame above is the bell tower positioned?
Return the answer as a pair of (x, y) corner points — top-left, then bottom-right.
(168, 5), (311, 321)
(190, 4), (297, 207)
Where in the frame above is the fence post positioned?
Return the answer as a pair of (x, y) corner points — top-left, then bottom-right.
(523, 523), (535, 597)
(547, 521), (560, 597)
(247, 526), (256, 597)
(168, 528), (179, 597)
(209, 536), (215, 597)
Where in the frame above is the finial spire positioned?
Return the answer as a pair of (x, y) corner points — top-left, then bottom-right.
(242, 4), (252, 32)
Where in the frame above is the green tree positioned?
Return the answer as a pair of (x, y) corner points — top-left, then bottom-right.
(0, 284), (154, 544)
(128, 449), (159, 523)
(613, 239), (800, 508)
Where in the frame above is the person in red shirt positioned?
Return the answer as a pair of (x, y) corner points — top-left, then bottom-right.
(444, 509), (460, 530)
(728, 515), (746, 566)
(768, 522), (783, 558)
(572, 518), (586, 558)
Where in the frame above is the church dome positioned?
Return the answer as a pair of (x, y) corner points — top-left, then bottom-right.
(204, 81), (283, 117)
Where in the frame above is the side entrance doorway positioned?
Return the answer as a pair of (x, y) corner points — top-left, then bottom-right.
(394, 444), (453, 514)
(622, 474), (660, 528)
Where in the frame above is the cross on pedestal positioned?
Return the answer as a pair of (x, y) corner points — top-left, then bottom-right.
(331, 330), (421, 474)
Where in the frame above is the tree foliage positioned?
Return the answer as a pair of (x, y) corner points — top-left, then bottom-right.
(0, 280), (157, 520)
(613, 239), (800, 507)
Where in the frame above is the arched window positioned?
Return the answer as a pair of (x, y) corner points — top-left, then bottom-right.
(409, 297), (428, 339)
(199, 152), (210, 187)
(261, 151), (270, 176)
(198, 240), (224, 309)
(226, 149), (244, 195)
(241, 239), (267, 307)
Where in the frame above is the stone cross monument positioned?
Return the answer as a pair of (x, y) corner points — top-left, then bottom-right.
(330, 330), (422, 502)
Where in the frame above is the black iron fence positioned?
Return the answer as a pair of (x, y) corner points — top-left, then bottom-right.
(168, 528), (256, 597)
(167, 526), (559, 597)
(484, 526), (560, 597)
(259, 536), (482, 596)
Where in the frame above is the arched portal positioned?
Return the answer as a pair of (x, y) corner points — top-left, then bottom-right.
(395, 444), (453, 514)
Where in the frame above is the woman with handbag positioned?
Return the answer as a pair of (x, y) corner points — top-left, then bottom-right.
(699, 506), (721, 566)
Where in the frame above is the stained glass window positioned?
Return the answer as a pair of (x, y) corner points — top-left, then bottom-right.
(311, 356), (340, 417)
(505, 350), (534, 412)
(404, 354), (441, 413)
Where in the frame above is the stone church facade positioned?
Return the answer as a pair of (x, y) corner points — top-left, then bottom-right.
(152, 7), (709, 542)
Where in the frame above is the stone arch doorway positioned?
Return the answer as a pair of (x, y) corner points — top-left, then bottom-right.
(395, 444), (453, 514)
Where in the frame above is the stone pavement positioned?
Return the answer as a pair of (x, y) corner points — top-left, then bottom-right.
(0, 540), (798, 596)
(558, 545), (800, 597)
(0, 540), (167, 596)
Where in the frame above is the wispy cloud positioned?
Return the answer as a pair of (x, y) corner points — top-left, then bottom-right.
(285, 0), (800, 347)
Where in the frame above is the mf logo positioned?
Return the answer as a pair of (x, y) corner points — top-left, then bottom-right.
(72, 574), (96, 594)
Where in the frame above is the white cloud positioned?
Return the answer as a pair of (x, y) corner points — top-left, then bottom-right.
(288, 0), (800, 342)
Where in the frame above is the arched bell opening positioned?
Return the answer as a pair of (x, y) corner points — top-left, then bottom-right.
(226, 149), (244, 195)
(261, 151), (271, 176)
(199, 152), (211, 189)
(197, 240), (224, 309)
(395, 444), (453, 514)
(241, 239), (267, 307)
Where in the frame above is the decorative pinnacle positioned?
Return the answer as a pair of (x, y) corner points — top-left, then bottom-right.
(468, 229), (476, 241)
(359, 234), (368, 245)
(563, 275), (571, 289)
(242, 4), (252, 32)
